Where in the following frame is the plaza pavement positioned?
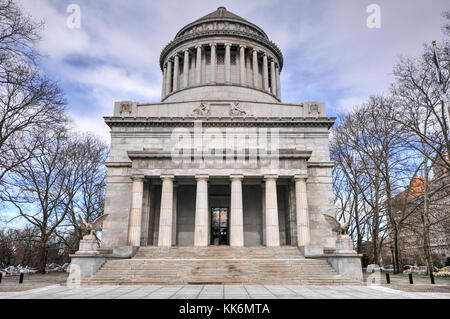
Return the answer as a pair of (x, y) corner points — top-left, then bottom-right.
(1, 284), (449, 299)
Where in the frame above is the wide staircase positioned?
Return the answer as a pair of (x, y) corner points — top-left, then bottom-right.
(84, 246), (361, 285)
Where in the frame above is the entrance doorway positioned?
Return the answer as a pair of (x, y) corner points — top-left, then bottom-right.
(211, 207), (229, 245)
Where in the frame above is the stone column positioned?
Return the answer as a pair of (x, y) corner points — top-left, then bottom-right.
(230, 175), (244, 247)
(162, 65), (167, 100)
(225, 43), (231, 84)
(261, 183), (266, 246)
(183, 49), (189, 88)
(276, 64), (281, 100)
(158, 175), (174, 247)
(270, 59), (277, 95)
(246, 53), (251, 86)
(195, 45), (202, 85)
(127, 176), (144, 247)
(172, 183), (178, 245)
(194, 175), (209, 246)
(165, 60), (172, 96)
(263, 54), (269, 92)
(264, 175), (280, 247)
(210, 43), (216, 84)
(252, 50), (259, 88)
(294, 176), (310, 247)
(239, 45), (246, 86)
(173, 54), (179, 92)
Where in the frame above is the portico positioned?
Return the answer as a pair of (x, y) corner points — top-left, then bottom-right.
(125, 172), (311, 248)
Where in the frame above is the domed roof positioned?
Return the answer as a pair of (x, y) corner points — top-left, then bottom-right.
(195, 6), (250, 24)
(175, 7), (268, 39)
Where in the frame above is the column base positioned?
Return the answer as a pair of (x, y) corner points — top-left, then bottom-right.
(298, 245), (323, 257)
(112, 246), (139, 258)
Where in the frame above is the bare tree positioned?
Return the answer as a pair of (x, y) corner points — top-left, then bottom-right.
(0, 0), (66, 188)
(56, 133), (108, 253)
(2, 127), (81, 273)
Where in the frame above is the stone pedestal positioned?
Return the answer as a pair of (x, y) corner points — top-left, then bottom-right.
(323, 254), (363, 282)
(76, 239), (99, 255)
(68, 255), (106, 281)
(336, 235), (355, 254)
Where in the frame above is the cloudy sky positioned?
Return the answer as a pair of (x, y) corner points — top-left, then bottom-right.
(19, 0), (449, 142)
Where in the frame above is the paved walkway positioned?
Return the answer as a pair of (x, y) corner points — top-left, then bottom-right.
(1, 285), (449, 299)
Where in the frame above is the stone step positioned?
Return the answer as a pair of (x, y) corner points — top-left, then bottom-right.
(84, 247), (361, 286)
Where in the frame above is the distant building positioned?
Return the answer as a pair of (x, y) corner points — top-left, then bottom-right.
(388, 153), (449, 267)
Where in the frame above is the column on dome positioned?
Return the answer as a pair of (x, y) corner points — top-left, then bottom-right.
(165, 59), (172, 96)
(270, 59), (277, 96)
(246, 52), (252, 86)
(210, 43), (217, 84)
(239, 45), (246, 86)
(183, 49), (189, 88)
(173, 54), (179, 91)
(162, 64), (167, 100)
(276, 64), (281, 100)
(195, 45), (202, 84)
(225, 43), (231, 84)
(262, 54), (269, 92)
(252, 49), (259, 88)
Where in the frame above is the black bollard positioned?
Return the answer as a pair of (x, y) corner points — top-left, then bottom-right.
(409, 273), (413, 284)
(19, 273), (24, 284)
(430, 273), (435, 285)
(386, 273), (391, 284)
(0, 272), (2, 284)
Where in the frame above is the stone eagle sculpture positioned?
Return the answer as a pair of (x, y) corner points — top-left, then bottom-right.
(78, 214), (109, 237)
(323, 215), (349, 235)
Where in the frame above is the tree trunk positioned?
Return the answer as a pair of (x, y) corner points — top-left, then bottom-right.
(421, 147), (434, 274)
(37, 238), (47, 274)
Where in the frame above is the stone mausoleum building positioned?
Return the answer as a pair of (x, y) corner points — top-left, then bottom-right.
(71, 7), (363, 285)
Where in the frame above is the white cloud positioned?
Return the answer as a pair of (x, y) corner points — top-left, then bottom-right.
(19, 0), (450, 123)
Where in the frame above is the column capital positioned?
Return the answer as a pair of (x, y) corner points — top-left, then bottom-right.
(209, 42), (217, 47)
(163, 64), (167, 69)
(230, 174), (244, 181)
(224, 42), (232, 47)
(183, 48), (190, 53)
(264, 174), (278, 181)
(195, 174), (209, 181)
(160, 174), (175, 181)
(195, 44), (203, 49)
(239, 44), (247, 49)
(252, 48), (259, 54)
(293, 174), (308, 181)
(131, 175), (145, 181)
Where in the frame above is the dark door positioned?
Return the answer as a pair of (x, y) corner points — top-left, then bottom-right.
(211, 207), (229, 245)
